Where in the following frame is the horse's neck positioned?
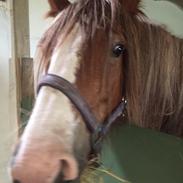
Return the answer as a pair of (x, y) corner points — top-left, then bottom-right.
(144, 22), (183, 136)
(126, 18), (183, 137)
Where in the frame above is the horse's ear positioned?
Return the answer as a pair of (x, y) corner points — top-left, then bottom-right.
(121, 0), (141, 15)
(47, 0), (70, 17)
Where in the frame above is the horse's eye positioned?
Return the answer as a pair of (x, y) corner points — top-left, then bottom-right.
(112, 44), (125, 57)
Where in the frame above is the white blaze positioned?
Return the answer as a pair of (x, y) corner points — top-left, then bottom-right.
(20, 25), (82, 154)
(49, 25), (82, 83)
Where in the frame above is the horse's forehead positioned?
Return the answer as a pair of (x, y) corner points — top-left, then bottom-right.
(61, 24), (81, 46)
(52, 23), (82, 55)
(48, 24), (82, 83)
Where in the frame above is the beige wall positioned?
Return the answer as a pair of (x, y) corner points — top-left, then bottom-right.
(29, 0), (50, 57)
(0, 2), (16, 183)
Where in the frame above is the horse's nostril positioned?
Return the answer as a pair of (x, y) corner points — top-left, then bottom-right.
(54, 160), (74, 183)
(13, 179), (21, 183)
(54, 170), (64, 183)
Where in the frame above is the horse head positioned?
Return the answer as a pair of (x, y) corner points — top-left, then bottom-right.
(10, 0), (183, 183)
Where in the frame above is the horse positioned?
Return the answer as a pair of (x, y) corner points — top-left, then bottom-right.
(10, 0), (183, 183)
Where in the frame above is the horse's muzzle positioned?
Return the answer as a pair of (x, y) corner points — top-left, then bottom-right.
(10, 142), (79, 183)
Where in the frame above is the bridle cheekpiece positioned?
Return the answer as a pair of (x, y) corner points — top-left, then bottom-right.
(37, 74), (127, 156)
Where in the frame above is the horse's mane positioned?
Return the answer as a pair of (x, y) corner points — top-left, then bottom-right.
(35, 0), (183, 137)
(124, 18), (183, 136)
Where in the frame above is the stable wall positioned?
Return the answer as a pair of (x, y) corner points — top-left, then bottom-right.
(0, 2), (16, 183)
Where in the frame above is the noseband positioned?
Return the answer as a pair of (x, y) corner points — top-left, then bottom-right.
(37, 74), (127, 156)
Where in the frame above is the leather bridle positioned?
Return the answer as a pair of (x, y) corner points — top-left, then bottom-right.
(37, 74), (127, 156)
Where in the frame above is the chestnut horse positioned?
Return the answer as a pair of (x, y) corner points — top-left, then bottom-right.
(10, 0), (183, 183)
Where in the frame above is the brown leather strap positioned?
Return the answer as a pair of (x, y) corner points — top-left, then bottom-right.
(37, 74), (127, 154)
(37, 74), (99, 133)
